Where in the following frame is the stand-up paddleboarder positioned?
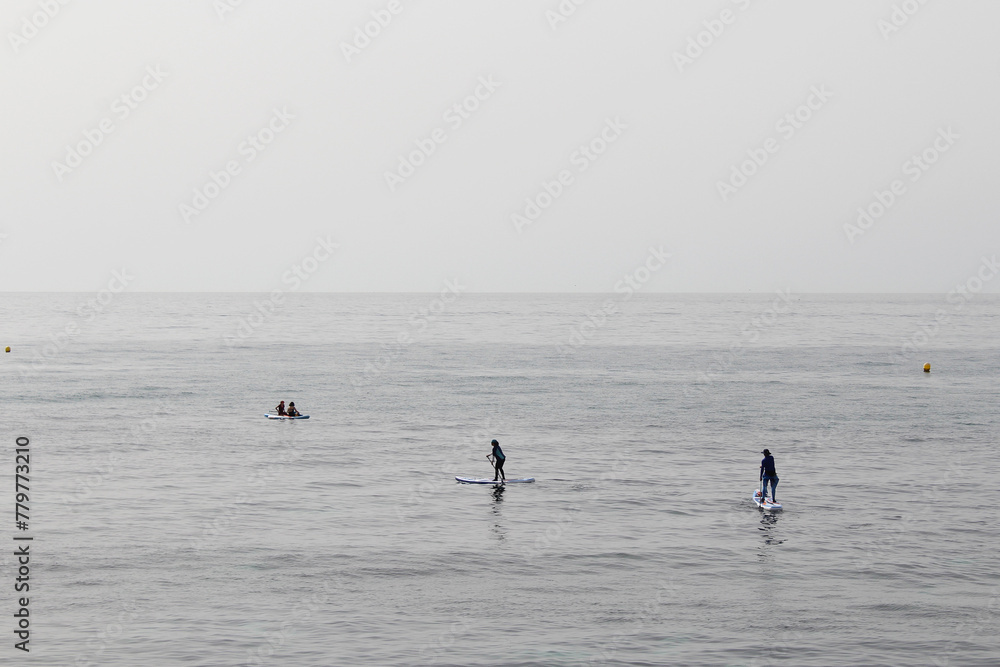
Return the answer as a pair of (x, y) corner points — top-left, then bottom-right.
(488, 439), (506, 482)
(760, 448), (778, 503)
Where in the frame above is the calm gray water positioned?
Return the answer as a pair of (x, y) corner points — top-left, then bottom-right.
(1, 293), (998, 666)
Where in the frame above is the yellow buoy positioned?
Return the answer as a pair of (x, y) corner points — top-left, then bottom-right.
(4, 346), (9, 353)
(923, 363), (931, 373)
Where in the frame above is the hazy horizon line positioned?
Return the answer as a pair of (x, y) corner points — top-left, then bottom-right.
(2, 291), (996, 296)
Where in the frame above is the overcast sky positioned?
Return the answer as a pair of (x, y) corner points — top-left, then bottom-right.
(1, 0), (998, 292)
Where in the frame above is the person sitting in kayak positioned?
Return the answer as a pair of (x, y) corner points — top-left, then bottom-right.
(275, 401), (286, 416)
(286, 402), (301, 417)
(760, 448), (778, 503)
(489, 439), (506, 482)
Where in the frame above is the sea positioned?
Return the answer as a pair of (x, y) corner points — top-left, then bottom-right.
(1, 293), (998, 666)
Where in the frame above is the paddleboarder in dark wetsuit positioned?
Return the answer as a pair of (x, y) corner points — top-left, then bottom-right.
(760, 448), (778, 502)
(489, 439), (506, 482)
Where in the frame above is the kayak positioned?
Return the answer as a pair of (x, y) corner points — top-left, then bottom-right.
(265, 414), (310, 420)
(456, 477), (534, 484)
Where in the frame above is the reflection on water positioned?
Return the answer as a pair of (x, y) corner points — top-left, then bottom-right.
(758, 512), (784, 546)
(13, 294), (999, 666)
(491, 485), (505, 541)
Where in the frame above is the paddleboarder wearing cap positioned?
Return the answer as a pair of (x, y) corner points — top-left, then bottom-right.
(760, 449), (778, 503)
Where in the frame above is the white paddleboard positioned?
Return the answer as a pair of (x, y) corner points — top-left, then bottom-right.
(456, 477), (534, 484)
(753, 489), (782, 510)
(264, 414), (310, 420)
